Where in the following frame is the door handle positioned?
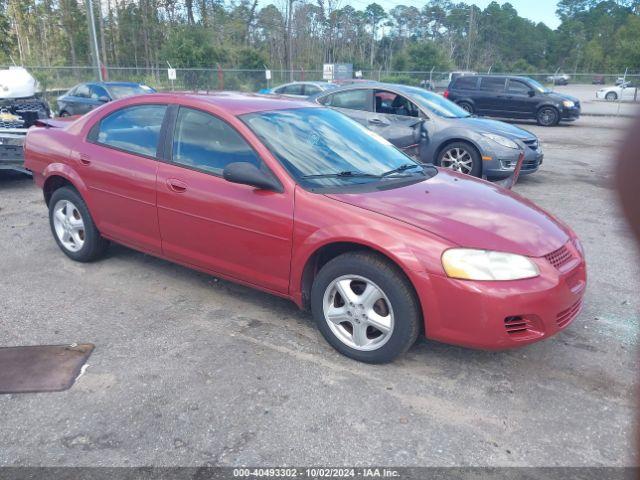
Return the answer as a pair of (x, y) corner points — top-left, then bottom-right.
(79, 154), (91, 166)
(166, 178), (187, 193)
(368, 118), (388, 126)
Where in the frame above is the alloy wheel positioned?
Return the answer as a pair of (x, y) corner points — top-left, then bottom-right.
(538, 108), (557, 126)
(52, 199), (85, 252)
(441, 147), (474, 174)
(322, 275), (394, 351)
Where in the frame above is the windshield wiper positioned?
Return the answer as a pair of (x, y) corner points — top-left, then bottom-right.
(380, 163), (424, 177)
(301, 170), (381, 179)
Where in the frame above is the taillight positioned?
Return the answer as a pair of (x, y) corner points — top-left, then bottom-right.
(443, 89), (449, 98)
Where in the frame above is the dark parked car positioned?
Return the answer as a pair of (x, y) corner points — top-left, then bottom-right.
(57, 82), (155, 116)
(311, 83), (543, 179)
(444, 75), (581, 126)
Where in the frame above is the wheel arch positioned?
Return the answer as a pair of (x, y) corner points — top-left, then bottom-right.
(536, 102), (560, 114)
(535, 104), (560, 125)
(297, 240), (424, 315)
(455, 99), (475, 111)
(42, 164), (90, 207)
(434, 137), (483, 174)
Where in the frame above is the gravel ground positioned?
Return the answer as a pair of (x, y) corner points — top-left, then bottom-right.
(0, 115), (637, 467)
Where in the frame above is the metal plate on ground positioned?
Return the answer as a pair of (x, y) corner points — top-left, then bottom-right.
(0, 343), (94, 394)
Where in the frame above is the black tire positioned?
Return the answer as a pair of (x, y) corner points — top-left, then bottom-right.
(59, 111), (70, 117)
(536, 106), (559, 126)
(458, 101), (474, 114)
(437, 141), (482, 177)
(48, 186), (109, 262)
(605, 92), (617, 102)
(310, 251), (421, 364)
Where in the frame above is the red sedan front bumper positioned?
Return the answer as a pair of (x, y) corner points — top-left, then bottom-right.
(414, 241), (587, 350)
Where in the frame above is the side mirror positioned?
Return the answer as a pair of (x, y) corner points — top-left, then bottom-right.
(222, 162), (282, 192)
(528, 90), (536, 97)
(98, 96), (110, 103)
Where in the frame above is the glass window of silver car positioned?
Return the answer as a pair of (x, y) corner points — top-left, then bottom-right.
(374, 90), (421, 118)
(89, 84), (109, 100)
(395, 86), (471, 119)
(74, 84), (91, 98)
(320, 89), (371, 111)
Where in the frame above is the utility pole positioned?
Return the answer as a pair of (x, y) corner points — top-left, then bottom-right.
(85, 0), (103, 81)
(287, 0), (295, 82)
(465, 6), (474, 71)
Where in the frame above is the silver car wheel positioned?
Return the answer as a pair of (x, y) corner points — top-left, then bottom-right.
(441, 147), (474, 174)
(52, 199), (85, 252)
(322, 275), (394, 351)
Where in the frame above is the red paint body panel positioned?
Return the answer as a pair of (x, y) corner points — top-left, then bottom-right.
(24, 92), (587, 351)
(78, 142), (162, 254)
(327, 170), (571, 257)
(156, 162), (293, 293)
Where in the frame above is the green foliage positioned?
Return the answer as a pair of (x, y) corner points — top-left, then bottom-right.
(396, 42), (452, 71)
(379, 74), (420, 86)
(4, 0), (640, 82)
(613, 15), (640, 69)
(234, 48), (268, 70)
(161, 27), (229, 68)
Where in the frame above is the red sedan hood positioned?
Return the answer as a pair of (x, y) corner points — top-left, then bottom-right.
(326, 170), (571, 257)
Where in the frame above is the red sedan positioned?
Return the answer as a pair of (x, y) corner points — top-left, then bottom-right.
(24, 92), (586, 363)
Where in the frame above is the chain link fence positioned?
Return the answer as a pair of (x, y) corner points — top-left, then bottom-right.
(12, 65), (639, 90)
(4, 65), (639, 110)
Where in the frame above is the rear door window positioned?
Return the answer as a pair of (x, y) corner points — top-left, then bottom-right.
(453, 76), (478, 90)
(322, 90), (371, 111)
(94, 104), (167, 157)
(304, 84), (321, 96)
(479, 77), (506, 92)
(282, 84), (304, 96)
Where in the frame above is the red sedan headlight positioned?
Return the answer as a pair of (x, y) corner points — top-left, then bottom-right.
(442, 248), (540, 281)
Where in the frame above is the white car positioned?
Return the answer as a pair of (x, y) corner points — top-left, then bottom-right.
(596, 82), (638, 102)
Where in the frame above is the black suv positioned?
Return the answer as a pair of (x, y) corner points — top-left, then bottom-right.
(444, 75), (580, 126)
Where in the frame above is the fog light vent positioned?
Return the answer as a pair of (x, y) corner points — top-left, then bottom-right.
(504, 316), (529, 334)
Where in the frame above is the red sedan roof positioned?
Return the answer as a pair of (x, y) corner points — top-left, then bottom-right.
(149, 91), (319, 115)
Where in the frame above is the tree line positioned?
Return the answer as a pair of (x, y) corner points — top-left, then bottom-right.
(2, 0), (640, 76)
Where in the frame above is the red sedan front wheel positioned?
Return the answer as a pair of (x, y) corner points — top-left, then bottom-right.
(310, 251), (421, 363)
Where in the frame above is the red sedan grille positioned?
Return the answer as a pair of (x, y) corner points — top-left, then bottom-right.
(557, 299), (582, 328)
(544, 245), (573, 270)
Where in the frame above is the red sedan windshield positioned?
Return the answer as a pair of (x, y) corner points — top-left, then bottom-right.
(242, 108), (431, 189)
